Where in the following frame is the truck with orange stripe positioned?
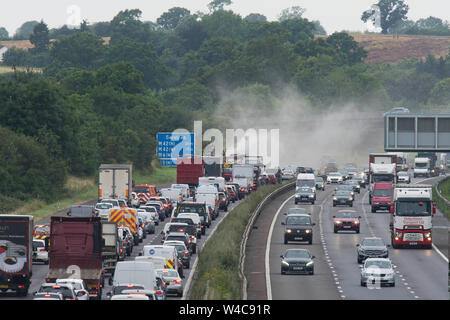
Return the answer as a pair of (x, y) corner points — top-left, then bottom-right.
(109, 208), (139, 246)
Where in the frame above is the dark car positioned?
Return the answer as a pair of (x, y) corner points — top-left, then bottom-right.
(282, 214), (315, 244)
(335, 184), (355, 199)
(333, 210), (361, 233)
(174, 202), (209, 230)
(280, 249), (315, 275)
(352, 176), (366, 188)
(165, 232), (194, 254)
(167, 224), (198, 254)
(218, 191), (229, 212)
(333, 190), (354, 207)
(149, 197), (172, 217)
(295, 186), (316, 204)
(344, 180), (361, 193)
(296, 166), (306, 174)
(145, 201), (165, 221)
(287, 207), (309, 215)
(304, 167), (314, 174)
(357, 237), (389, 263)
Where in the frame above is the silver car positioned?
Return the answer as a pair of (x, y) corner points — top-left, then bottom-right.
(360, 258), (395, 287)
(156, 269), (183, 297)
(397, 171), (410, 184)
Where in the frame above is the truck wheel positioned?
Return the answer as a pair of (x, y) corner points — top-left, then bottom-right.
(349, 203), (353, 207)
(308, 238), (312, 245)
(225, 206), (228, 212)
(284, 238), (288, 244)
(356, 228), (360, 234)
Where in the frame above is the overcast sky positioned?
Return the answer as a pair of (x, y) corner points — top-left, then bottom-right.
(1, 0), (449, 35)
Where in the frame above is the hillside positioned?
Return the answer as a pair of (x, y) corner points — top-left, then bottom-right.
(319, 33), (450, 64)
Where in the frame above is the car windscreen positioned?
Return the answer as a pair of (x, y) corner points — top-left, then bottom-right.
(335, 191), (351, 197)
(166, 236), (186, 242)
(315, 178), (324, 182)
(58, 282), (82, 290)
(102, 200), (117, 206)
(296, 187), (312, 193)
(336, 212), (357, 218)
(146, 203), (161, 209)
(373, 189), (392, 197)
(96, 203), (112, 209)
(364, 260), (391, 269)
(362, 238), (385, 247)
(113, 285), (144, 295)
(285, 250), (310, 259)
(178, 206), (204, 214)
(141, 207), (157, 212)
(415, 163), (427, 168)
(296, 180), (315, 187)
(168, 225), (187, 232)
(172, 218), (194, 225)
(134, 187), (150, 193)
(156, 270), (178, 278)
(39, 287), (73, 299)
(286, 216), (311, 225)
(33, 241), (44, 250)
(396, 199), (431, 216)
(328, 173), (341, 177)
(372, 174), (394, 183)
(397, 172), (408, 176)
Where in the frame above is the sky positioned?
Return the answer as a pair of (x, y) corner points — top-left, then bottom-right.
(1, 0), (449, 36)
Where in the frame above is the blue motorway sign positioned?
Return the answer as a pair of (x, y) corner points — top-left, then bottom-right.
(157, 132), (195, 167)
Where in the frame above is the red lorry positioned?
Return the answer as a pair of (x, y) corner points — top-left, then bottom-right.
(177, 156), (205, 187)
(45, 216), (104, 300)
(371, 182), (393, 213)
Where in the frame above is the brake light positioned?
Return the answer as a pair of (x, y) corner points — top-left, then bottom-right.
(190, 235), (195, 239)
(172, 279), (182, 284)
(99, 189), (102, 197)
(39, 248), (46, 252)
(127, 285), (134, 288)
(52, 286), (61, 289)
(120, 248), (123, 253)
(155, 290), (163, 295)
(183, 251), (189, 255)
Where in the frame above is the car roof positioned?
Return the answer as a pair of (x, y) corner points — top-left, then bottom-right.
(166, 232), (187, 237)
(285, 248), (310, 253)
(365, 258), (390, 262)
(286, 214), (311, 217)
(163, 240), (186, 246)
(337, 209), (356, 213)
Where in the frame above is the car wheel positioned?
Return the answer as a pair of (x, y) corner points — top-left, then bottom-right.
(311, 201), (315, 204)
(308, 238), (312, 245)
(360, 280), (365, 287)
(225, 206), (228, 212)
(185, 263), (190, 269)
(371, 207), (376, 213)
(0, 288), (7, 293)
(192, 246), (197, 254)
(284, 238), (288, 244)
(45, 260), (49, 265)
(356, 228), (360, 234)
(349, 203), (353, 207)
(310, 269), (314, 275)
(333, 228), (337, 233)
(333, 203), (336, 207)
(357, 257), (362, 264)
(281, 270), (285, 275)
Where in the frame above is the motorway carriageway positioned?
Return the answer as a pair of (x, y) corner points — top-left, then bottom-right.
(0, 183), (243, 300)
(245, 172), (448, 300)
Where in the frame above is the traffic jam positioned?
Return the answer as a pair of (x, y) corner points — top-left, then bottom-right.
(0, 155), (286, 300)
(277, 152), (444, 291)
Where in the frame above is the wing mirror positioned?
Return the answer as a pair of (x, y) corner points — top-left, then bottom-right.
(356, 244), (360, 246)
(358, 216), (361, 219)
(333, 215), (336, 218)
(389, 203), (395, 214)
(108, 277), (113, 286)
(311, 255), (315, 259)
(281, 221), (285, 225)
(138, 252), (142, 256)
(280, 255), (284, 259)
(76, 290), (87, 297)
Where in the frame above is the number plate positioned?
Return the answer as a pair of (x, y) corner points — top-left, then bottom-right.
(340, 200), (346, 203)
(343, 226), (351, 229)
(0, 285), (8, 288)
(293, 267), (303, 271)
(294, 237), (303, 240)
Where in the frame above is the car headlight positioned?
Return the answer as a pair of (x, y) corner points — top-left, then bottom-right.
(309, 195), (314, 198)
(348, 197), (353, 201)
(333, 197), (337, 201)
(282, 260), (289, 266)
(351, 192), (354, 195)
(395, 232), (402, 238)
(335, 221), (342, 224)
(354, 220), (360, 224)
(424, 232), (431, 238)
(305, 229), (311, 234)
(306, 261), (314, 267)
(295, 195), (300, 198)
(286, 229), (292, 233)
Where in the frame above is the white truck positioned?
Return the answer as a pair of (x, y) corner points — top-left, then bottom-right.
(414, 158), (431, 178)
(296, 173), (316, 193)
(198, 176), (225, 192)
(98, 164), (133, 206)
(160, 188), (183, 202)
(232, 164), (254, 189)
(390, 184), (435, 249)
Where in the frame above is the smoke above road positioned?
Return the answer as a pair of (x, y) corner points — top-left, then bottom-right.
(212, 85), (385, 169)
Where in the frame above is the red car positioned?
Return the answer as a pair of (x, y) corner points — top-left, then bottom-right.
(333, 210), (361, 233)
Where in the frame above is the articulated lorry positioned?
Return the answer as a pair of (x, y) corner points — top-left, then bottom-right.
(368, 153), (397, 204)
(176, 156), (205, 188)
(98, 164), (133, 207)
(46, 216), (105, 300)
(101, 221), (119, 276)
(0, 215), (33, 296)
(389, 184), (435, 249)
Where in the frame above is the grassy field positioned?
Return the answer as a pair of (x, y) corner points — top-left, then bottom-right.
(11, 167), (176, 222)
(316, 33), (450, 64)
(189, 182), (291, 300)
(434, 177), (450, 219)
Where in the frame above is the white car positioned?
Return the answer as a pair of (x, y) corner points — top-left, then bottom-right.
(111, 294), (150, 300)
(131, 192), (140, 208)
(56, 279), (89, 300)
(139, 206), (160, 225)
(327, 172), (343, 184)
(360, 258), (395, 287)
(32, 239), (49, 264)
(94, 202), (113, 219)
(101, 199), (120, 208)
(397, 171), (410, 184)
(282, 169), (296, 180)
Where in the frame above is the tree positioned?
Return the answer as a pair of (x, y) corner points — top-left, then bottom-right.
(157, 7), (191, 30)
(361, 0), (409, 34)
(14, 21), (39, 40)
(110, 9), (150, 43)
(244, 13), (267, 22)
(278, 6), (306, 21)
(429, 78), (450, 105)
(0, 27), (9, 40)
(326, 32), (367, 65)
(80, 20), (89, 32)
(29, 20), (50, 52)
(207, 0), (232, 12)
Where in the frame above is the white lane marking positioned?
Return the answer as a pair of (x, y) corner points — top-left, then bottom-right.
(265, 194), (295, 300)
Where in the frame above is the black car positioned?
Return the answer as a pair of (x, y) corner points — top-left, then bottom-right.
(167, 224), (198, 254)
(171, 217), (201, 239)
(333, 191), (354, 207)
(295, 187), (315, 204)
(315, 177), (325, 191)
(218, 192), (229, 212)
(357, 237), (390, 263)
(282, 214), (315, 244)
(280, 249), (315, 275)
(344, 180), (361, 193)
(352, 176), (366, 188)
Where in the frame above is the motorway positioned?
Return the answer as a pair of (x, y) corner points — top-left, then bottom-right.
(246, 172), (449, 300)
(0, 183), (242, 300)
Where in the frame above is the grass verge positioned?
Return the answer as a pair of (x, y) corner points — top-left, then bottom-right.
(11, 167), (176, 222)
(189, 182), (291, 300)
(434, 177), (450, 219)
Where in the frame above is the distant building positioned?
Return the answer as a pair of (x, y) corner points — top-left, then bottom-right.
(0, 46), (8, 63)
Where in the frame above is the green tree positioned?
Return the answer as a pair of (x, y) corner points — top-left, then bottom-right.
(429, 78), (450, 105)
(207, 0), (232, 12)
(278, 6), (306, 21)
(110, 9), (150, 43)
(29, 20), (50, 52)
(95, 62), (145, 94)
(90, 22), (111, 37)
(244, 13), (267, 21)
(0, 27), (9, 40)
(362, 0), (409, 34)
(50, 32), (106, 69)
(176, 16), (207, 52)
(14, 21), (39, 40)
(157, 7), (191, 30)
(326, 32), (367, 65)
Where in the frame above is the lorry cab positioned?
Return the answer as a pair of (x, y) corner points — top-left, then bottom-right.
(414, 158), (431, 178)
(371, 182), (393, 213)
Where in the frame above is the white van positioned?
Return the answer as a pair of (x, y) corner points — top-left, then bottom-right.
(160, 188), (183, 202)
(198, 177), (225, 192)
(111, 261), (156, 292)
(171, 184), (190, 199)
(196, 193), (218, 216)
(296, 173), (316, 193)
(140, 245), (183, 278)
(135, 256), (166, 270)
